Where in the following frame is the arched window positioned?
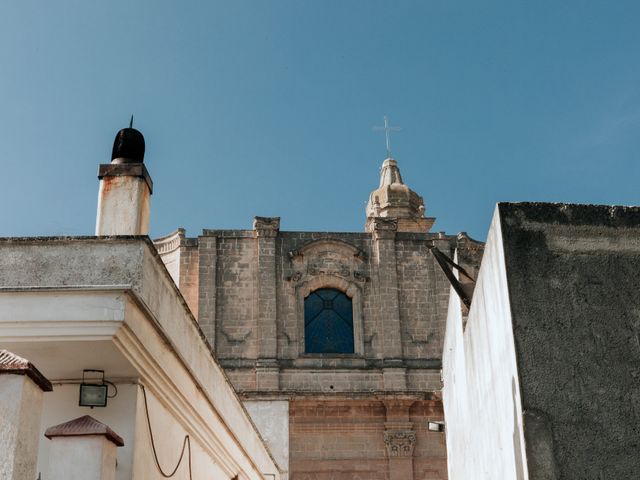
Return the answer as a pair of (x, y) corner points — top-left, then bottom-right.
(304, 288), (354, 354)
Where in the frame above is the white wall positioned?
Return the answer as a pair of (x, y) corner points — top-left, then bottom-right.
(0, 375), (44, 480)
(37, 383), (138, 480)
(442, 206), (528, 480)
(244, 400), (289, 479)
(0, 239), (281, 480)
(131, 386), (234, 480)
(47, 436), (117, 480)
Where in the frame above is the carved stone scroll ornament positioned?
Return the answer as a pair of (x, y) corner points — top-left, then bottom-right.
(353, 270), (369, 282)
(372, 217), (398, 232)
(289, 249), (303, 260)
(220, 328), (251, 345)
(370, 217), (398, 240)
(287, 271), (303, 282)
(253, 216), (280, 237)
(383, 429), (416, 457)
(306, 262), (352, 278)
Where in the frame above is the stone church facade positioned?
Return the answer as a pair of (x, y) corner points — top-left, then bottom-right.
(157, 158), (484, 480)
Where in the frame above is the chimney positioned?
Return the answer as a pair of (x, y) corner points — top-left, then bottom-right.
(44, 415), (124, 480)
(0, 350), (52, 480)
(95, 121), (153, 235)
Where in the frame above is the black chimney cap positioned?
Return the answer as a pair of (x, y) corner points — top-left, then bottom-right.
(111, 127), (145, 164)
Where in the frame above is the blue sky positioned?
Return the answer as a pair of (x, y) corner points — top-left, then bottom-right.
(1, 1), (639, 240)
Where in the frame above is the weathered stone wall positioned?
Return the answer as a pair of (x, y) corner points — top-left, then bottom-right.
(178, 244), (199, 317)
(290, 399), (388, 480)
(500, 203), (640, 480)
(186, 227), (483, 385)
(198, 231), (258, 359)
(289, 398), (447, 480)
(156, 220), (484, 480)
(153, 229), (199, 316)
(442, 203), (640, 480)
(244, 400), (290, 479)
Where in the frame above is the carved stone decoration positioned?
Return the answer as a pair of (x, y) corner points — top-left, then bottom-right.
(307, 261), (352, 278)
(287, 238), (368, 357)
(364, 332), (377, 347)
(153, 228), (186, 255)
(407, 332), (434, 346)
(372, 217), (398, 232)
(278, 331), (293, 345)
(287, 271), (303, 282)
(383, 429), (416, 457)
(289, 238), (366, 266)
(253, 216), (280, 237)
(353, 270), (369, 282)
(289, 249), (303, 260)
(370, 217), (398, 240)
(220, 328), (251, 345)
(292, 240), (366, 282)
(354, 250), (368, 261)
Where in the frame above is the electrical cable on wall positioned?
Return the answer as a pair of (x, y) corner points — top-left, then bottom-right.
(141, 384), (193, 479)
(105, 380), (118, 398)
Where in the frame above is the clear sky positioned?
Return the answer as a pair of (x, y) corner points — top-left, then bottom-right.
(1, 1), (639, 240)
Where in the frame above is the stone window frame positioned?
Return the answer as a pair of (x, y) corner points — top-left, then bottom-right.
(296, 274), (364, 357)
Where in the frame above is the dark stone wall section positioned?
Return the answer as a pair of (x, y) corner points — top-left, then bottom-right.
(499, 202), (640, 480)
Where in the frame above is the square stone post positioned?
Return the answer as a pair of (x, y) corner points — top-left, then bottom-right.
(0, 350), (52, 480)
(383, 399), (416, 480)
(198, 234), (218, 346)
(372, 218), (407, 390)
(96, 163), (152, 236)
(253, 216), (280, 390)
(44, 415), (124, 480)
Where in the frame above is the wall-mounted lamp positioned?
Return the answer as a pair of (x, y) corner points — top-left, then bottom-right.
(427, 421), (445, 433)
(79, 370), (108, 408)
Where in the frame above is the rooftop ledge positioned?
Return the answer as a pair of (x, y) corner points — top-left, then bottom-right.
(0, 235), (280, 478)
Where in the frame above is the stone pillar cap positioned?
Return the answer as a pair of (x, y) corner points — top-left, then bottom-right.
(0, 349), (52, 392)
(45, 415), (124, 447)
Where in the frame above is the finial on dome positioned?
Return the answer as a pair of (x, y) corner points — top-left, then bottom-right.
(111, 116), (145, 164)
(379, 158), (404, 187)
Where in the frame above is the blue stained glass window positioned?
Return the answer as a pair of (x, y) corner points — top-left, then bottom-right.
(304, 288), (354, 354)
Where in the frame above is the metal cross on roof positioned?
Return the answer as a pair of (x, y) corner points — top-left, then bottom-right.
(373, 115), (401, 159)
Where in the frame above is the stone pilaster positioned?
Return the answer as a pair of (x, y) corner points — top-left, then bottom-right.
(197, 235), (217, 347)
(372, 218), (406, 388)
(253, 217), (280, 390)
(384, 427), (417, 457)
(383, 399), (416, 480)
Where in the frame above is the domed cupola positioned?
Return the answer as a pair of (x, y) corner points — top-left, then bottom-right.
(365, 157), (434, 233)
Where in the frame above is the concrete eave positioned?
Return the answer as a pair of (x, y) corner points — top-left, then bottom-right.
(0, 236), (280, 478)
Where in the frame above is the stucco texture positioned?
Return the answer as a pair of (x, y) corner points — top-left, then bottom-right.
(500, 203), (640, 480)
